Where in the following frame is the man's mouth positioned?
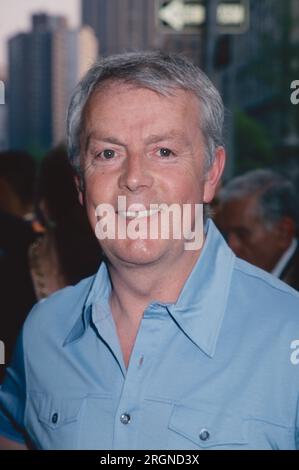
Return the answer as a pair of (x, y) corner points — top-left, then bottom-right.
(117, 208), (161, 219)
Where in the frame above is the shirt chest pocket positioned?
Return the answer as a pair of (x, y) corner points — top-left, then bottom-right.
(168, 405), (248, 449)
(26, 392), (85, 449)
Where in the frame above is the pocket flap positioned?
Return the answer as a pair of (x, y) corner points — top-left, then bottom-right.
(168, 404), (248, 448)
(30, 392), (84, 430)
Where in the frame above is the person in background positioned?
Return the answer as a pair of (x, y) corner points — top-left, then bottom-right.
(0, 147), (102, 382)
(0, 150), (36, 224)
(29, 145), (103, 299)
(215, 169), (299, 290)
(0, 151), (37, 383)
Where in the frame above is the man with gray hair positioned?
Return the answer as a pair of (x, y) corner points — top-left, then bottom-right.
(216, 169), (299, 290)
(0, 52), (299, 450)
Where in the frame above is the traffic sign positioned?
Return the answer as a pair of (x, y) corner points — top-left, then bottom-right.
(158, 0), (205, 31)
(157, 0), (249, 34)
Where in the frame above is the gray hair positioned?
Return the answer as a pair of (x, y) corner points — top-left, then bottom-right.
(66, 51), (224, 174)
(219, 169), (299, 231)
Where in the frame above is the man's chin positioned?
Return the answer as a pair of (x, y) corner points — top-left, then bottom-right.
(102, 238), (172, 267)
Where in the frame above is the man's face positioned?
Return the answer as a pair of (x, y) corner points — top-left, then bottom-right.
(216, 194), (285, 272)
(79, 82), (223, 267)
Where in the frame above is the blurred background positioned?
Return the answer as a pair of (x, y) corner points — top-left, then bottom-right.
(0, 0), (298, 176)
(1, 0), (299, 377)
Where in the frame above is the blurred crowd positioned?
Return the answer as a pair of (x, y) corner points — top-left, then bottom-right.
(0, 148), (103, 382)
(1, 148), (299, 382)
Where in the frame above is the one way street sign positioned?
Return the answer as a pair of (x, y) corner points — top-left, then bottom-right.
(157, 0), (249, 34)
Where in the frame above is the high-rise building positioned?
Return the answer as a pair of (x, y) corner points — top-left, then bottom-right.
(8, 21), (52, 155)
(81, 0), (204, 66)
(52, 26), (98, 146)
(82, 0), (159, 55)
(8, 14), (98, 156)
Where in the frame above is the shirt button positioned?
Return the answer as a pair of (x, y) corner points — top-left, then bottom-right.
(51, 413), (58, 424)
(199, 428), (210, 441)
(120, 413), (131, 425)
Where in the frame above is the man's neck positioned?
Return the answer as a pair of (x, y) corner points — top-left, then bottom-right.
(107, 246), (202, 326)
(106, 246), (203, 369)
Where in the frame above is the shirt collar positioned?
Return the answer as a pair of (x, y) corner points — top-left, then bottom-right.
(64, 219), (235, 358)
(63, 262), (111, 346)
(271, 238), (298, 278)
(165, 219), (235, 357)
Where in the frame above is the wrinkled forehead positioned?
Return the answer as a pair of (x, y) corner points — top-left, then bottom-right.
(81, 79), (202, 138)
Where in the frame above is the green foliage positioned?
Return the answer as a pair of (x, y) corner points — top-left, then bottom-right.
(234, 110), (274, 174)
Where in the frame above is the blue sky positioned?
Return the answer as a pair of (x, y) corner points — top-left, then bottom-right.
(0, 0), (79, 71)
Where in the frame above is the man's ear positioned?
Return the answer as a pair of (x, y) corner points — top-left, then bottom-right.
(203, 146), (226, 203)
(74, 175), (84, 206)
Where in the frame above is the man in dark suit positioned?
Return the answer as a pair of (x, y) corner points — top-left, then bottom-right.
(215, 169), (299, 290)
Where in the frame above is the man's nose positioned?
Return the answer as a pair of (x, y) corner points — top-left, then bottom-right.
(118, 153), (154, 192)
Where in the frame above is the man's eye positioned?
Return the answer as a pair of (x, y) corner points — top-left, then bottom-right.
(158, 148), (173, 157)
(98, 149), (116, 159)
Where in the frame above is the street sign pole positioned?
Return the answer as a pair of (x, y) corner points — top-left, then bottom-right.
(203, 0), (218, 77)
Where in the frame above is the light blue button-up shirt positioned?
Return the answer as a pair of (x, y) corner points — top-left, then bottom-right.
(1, 220), (299, 449)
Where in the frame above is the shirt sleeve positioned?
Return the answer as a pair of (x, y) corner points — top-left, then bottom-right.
(0, 328), (27, 444)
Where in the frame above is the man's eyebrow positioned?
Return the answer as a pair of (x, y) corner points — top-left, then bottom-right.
(144, 131), (190, 145)
(85, 132), (127, 151)
(84, 130), (190, 152)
